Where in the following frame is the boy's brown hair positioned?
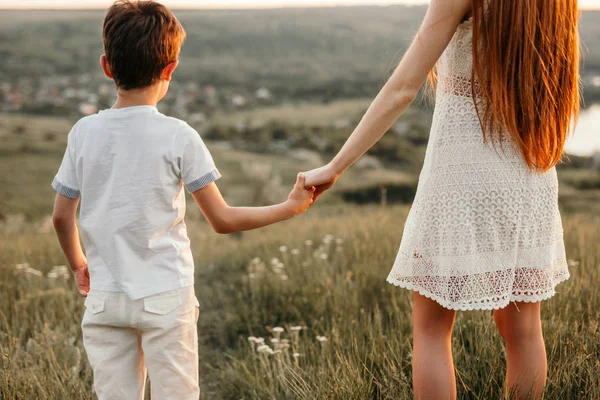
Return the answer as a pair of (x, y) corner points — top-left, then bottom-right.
(102, 0), (186, 90)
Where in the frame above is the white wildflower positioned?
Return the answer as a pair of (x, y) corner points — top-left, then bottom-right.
(25, 267), (43, 277)
(256, 345), (271, 353)
(255, 337), (265, 344)
(248, 273), (256, 279)
(279, 246), (288, 253)
(272, 327), (285, 333)
(290, 326), (302, 332)
(280, 274), (289, 281)
(335, 238), (344, 244)
(304, 240), (313, 246)
(15, 263), (30, 270)
(293, 353), (301, 358)
(291, 248), (300, 255)
(320, 253), (328, 260)
(47, 272), (58, 279)
(316, 335), (328, 342)
(270, 338), (280, 344)
(271, 257), (280, 265)
(248, 336), (257, 342)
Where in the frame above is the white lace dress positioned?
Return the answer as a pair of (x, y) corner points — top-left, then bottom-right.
(386, 18), (570, 310)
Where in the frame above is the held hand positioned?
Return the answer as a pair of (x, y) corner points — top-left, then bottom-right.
(72, 263), (90, 297)
(287, 173), (316, 216)
(302, 163), (340, 201)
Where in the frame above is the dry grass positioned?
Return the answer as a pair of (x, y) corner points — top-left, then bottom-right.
(1, 113), (599, 399)
(212, 99), (372, 128)
(1, 205), (599, 399)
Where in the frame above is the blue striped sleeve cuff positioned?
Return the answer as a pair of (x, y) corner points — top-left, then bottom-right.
(52, 178), (81, 199)
(185, 169), (222, 193)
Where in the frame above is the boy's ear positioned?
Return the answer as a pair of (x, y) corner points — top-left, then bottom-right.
(99, 54), (113, 80)
(161, 59), (179, 82)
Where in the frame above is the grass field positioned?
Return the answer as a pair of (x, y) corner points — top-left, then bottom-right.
(0, 111), (418, 221)
(1, 113), (599, 399)
(1, 206), (599, 399)
(211, 99), (372, 128)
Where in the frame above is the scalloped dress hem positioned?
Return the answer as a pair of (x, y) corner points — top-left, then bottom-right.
(386, 272), (570, 311)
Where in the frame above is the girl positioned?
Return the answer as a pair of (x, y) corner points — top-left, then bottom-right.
(303, 0), (580, 399)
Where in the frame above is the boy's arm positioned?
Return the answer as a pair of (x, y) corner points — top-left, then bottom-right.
(52, 193), (89, 296)
(191, 174), (315, 234)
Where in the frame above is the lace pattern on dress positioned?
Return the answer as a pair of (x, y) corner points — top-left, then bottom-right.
(386, 18), (569, 310)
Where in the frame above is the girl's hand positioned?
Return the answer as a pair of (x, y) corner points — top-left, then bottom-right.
(286, 173), (316, 216)
(303, 163), (340, 200)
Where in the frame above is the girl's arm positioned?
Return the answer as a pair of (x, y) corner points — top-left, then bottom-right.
(191, 174), (315, 234)
(304, 0), (471, 195)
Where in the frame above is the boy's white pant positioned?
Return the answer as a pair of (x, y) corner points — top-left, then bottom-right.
(81, 286), (200, 400)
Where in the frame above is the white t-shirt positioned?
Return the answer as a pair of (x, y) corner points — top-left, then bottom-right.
(52, 105), (220, 300)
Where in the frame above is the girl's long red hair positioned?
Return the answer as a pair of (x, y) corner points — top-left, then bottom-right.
(434, 0), (581, 171)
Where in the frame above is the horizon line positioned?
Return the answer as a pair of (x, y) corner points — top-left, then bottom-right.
(2, 6), (600, 10)
(0, 4), (425, 10)
(1, 5), (599, 10)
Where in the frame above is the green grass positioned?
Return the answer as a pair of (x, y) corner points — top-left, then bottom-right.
(1, 113), (599, 399)
(212, 99), (372, 128)
(1, 206), (599, 399)
(0, 112), (417, 221)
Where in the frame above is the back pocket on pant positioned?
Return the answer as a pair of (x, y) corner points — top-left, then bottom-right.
(143, 294), (182, 316)
(84, 295), (106, 315)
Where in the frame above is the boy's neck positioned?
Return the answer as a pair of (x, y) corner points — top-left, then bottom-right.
(112, 85), (163, 109)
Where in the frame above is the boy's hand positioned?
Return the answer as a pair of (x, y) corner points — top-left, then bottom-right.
(287, 173), (316, 216)
(73, 263), (90, 297)
(302, 163), (340, 201)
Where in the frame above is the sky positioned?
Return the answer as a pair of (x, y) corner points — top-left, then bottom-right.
(2, 0), (426, 9)
(1, 0), (599, 9)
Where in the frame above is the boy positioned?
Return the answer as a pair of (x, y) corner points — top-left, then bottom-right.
(51, 1), (315, 399)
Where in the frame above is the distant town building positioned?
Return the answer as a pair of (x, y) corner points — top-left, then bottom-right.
(255, 87), (272, 101)
(204, 85), (218, 106)
(98, 83), (113, 96)
(78, 103), (97, 115)
(188, 113), (207, 125)
(232, 94), (246, 107)
(185, 82), (199, 93)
